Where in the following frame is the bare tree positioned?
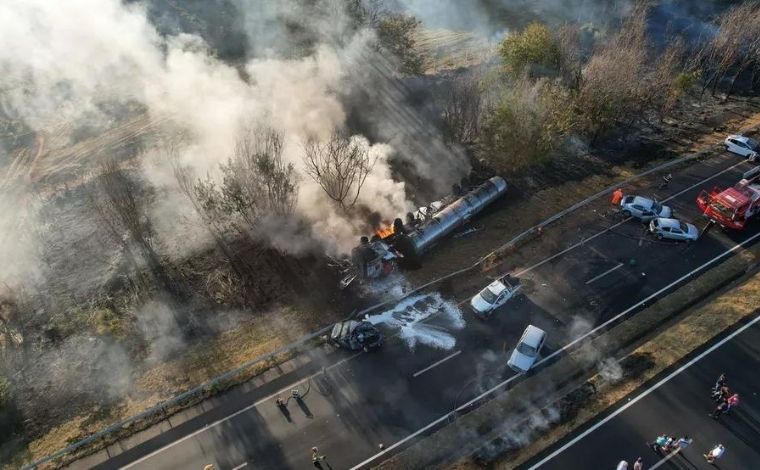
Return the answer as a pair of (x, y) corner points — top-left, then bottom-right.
(694, 3), (760, 97)
(219, 128), (298, 227)
(441, 72), (483, 145)
(303, 133), (375, 211)
(577, 5), (651, 138)
(89, 159), (181, 302)
(555, 24), (585, 88)
(176, 128), (301, 302)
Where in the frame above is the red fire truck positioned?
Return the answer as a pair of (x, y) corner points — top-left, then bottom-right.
(696, 166), (760, 229)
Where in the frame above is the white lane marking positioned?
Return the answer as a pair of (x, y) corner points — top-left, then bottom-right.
(526, 314), (760, 469)
(412, 350), (462, 378)
(121, 160), (750, 470)
(514, 160), (746, 277)
(231, 463), (248, 470)
(119, 351), (361, 469)
(648, 448), (682, 470)
(585, 263), (624, 285)
(350, 230), (760, 470)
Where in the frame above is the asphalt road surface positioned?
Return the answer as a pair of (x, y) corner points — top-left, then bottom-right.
(523, 313), (760, 470)
(70, 151), (760, 470)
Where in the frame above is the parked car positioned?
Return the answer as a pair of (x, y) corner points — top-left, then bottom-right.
(620, 195), (672, 221)
(649, 217), (699, 242)
(470, 277), (522, 317)
(329, 320), (383, 351)
(725, 134), (759, 160)
(507, 325), (546, 373)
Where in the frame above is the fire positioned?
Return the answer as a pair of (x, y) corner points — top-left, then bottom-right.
(375, 224), (395, 239)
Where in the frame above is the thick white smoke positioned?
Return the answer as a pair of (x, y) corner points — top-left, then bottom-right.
(0, 0), (420, 277)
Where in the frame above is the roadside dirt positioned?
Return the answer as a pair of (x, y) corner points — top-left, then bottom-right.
(452, 252), (760, 470)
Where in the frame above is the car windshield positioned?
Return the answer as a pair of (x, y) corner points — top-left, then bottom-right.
(652, 202), (662, 212)
(479, 287), (498, 304)
(711, 201), (735, 219)
(517, 342), (536, 356)
(679, 222), (689, 232)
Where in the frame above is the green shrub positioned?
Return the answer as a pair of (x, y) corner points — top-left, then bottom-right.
(499, 23), (561, 76)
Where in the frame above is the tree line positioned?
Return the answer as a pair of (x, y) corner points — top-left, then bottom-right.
(440, 2), (760, 173)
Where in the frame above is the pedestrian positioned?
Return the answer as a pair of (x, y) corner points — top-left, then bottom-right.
(612, 188), (624, 205)
(710, 400), (729, 419)
(712, 385), (730, 403)
(703, 444), (725, 463)
(312, 447), (326, 469)
(712, 373), (727, 394)
(675, 435), (691, 451)
(726, 393), (740, 413)
(616, 460), (628, 470)
(633, 457), (643, 470)
(203, 465), (215, 470)
(651, 434), (674, 453)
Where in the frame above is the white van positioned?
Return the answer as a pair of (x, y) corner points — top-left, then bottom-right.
(507, 325), (546, 373)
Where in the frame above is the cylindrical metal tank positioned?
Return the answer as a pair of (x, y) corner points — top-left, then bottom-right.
(409, 176), (508, 255)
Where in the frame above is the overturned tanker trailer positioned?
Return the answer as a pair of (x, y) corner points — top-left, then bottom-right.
(338, 176), (508, 288)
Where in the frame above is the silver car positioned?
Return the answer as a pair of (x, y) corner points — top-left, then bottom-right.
(507, 325), (546, 373)
(649, 217), (698, 242)
(620, 195), (672, 222)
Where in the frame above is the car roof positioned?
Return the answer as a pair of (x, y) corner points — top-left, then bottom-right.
(631, 195), (654, 206)
(486, 280), (506, 292)
(521, 325), (546, 346)
(655, 217), (681, 229)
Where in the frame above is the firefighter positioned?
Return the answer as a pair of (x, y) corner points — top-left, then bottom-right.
(611, 188), (624, 205)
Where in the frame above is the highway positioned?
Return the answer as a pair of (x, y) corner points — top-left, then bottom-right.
(69, 150), (760, 470)
(523, 312), (760, 470)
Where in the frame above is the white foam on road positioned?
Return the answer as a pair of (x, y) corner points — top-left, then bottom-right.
(366, 293), (465, 351)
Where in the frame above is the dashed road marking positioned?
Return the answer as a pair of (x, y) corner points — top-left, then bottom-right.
(585, 263), (624, 285)
(412, 350), (462, 378)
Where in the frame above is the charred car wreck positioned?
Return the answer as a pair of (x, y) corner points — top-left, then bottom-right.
(329, 320), (384, 351)
(339, 176), (508, 288)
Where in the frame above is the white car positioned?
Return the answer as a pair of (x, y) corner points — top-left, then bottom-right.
(649, 217), (699, 242)
(620, 195), (672, 222)
(507, 325), (546, 373)
(470, 278), (522, 317)
(725, 135), (759, 160)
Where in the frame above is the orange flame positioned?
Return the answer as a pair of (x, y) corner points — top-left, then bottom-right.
(375, 224), (395, 239)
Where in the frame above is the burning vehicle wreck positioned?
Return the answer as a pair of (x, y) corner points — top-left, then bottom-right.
(329, 320), (384, 351)
(338, 176), (508, 288)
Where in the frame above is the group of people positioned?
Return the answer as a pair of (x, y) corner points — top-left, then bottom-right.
(709, 373), (740, 419)
(622, 372), (739, 468)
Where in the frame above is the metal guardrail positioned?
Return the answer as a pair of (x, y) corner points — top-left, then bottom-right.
(22, 142), (727, 469)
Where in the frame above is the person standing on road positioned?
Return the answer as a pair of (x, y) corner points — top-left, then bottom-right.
(726, 393), (740, 413)
(709, 393), (739, 419)
(712, 385), (730, 403)
(612, 188), (624, 205)
(703, 444), (725, 463)
(712, 373), (727, 395)
(312, 447), (326, 469)
(633, 457), (643, 470)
